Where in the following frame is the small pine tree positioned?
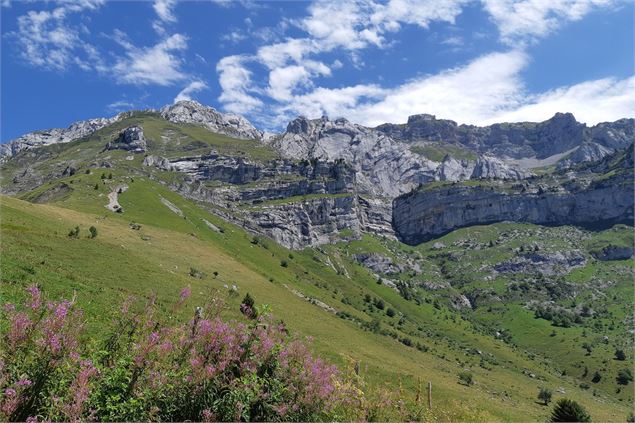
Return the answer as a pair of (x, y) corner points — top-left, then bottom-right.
(591, 371), (602, 383)
(94, 183), (99, 190)
(280, 259), (288, 268)
(538, 387), (553, 405)
(108, 173), (113, 179)
(101, 173), (106, 180)
(549, 399), (591, 422)
(88, 226), (98, 239)
(386, 308), (396, 318)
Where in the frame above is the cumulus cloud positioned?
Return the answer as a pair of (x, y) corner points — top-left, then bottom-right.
(112, 33), (189, 86)
(217, 55), (262, 114)
(485, 76), (635, 125)
(216, 0), (470, 118)
(174, 80), (208, 102)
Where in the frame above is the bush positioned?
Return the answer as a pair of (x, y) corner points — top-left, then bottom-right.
(458, 371), (473, 386)
(68, 226), (80, 238)
(374, 299), (385, 310)
(617, 368), (633, 385)
(0, 285), (357, 422)
(88, 226), (98, 239)
(591, 371), (602, 383)
(549, 399), (591, 422)
(94, 183), (99, 190)
(386, 308), (396, 318)
(189, 267), (205, 279)
(538, 387), (552, 405)
(615, 349), (627, 361)
(280, 260), (288, 268)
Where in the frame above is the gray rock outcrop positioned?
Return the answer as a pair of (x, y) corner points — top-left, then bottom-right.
(160, 101), (262, 140)
(1, 115), (122, 162)
(106, 126), (147, 153)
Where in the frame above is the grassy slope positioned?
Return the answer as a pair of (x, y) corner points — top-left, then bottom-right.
(1, 182), (630, 421)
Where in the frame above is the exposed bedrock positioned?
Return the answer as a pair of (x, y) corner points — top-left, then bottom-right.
(393, 174), (634, 245)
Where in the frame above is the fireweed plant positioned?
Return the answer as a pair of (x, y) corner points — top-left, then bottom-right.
(1, 285), (370, 422)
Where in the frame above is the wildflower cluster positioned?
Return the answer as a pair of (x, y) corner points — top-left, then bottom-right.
(0, 285), (349, 421)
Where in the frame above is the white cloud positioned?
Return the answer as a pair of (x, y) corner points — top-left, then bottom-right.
(113, 33), (189, 86)
(174, 80), (208, 103)
(279, 50), (528, 127)
(217, 0), (469, 115)
(216, 55), (262, 114)
(106, 100), (135, 113)
(485, 76), (635, 125)
(153, 0), (177, 23)
(13, 1), (105, 71)
(274, 50), (634, 127)
(482, 0), (616, 44)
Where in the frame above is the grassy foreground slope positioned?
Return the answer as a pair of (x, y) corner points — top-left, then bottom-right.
(0, 178), (630, 421)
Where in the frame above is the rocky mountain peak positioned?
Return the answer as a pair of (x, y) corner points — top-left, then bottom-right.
(407, 114), (437, 124)
(286, 116), (311, 134)
(160, 100), (262, 140)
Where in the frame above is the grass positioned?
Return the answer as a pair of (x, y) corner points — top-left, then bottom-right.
(410, 143), (478, 162)
(1, 185), (631, 420)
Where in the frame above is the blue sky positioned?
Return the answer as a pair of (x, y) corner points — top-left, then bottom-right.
(1, 0), (633, 142)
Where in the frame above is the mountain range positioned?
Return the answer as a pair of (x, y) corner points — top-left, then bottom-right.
(1, 101), (633, 420)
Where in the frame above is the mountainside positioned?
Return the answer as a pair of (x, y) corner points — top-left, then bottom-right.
(377, 112), (635, 168)
(0, 102), (633, 420)
(394, 148), (635, 244)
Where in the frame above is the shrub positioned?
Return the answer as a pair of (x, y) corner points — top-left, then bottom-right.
(280, 260), (288, 268)
(68, 226), (80, 238)
(94, 183), (99, 190)
(386, 308), (396, 318)
(88, 226), (98, 239)
(107, 173), (113, 179)
(615, 349), (627, 361)
(0, 285), (358, 422)
(374, 299), (385, 310)
(549, 399), (591, 422)
(617, 368), (633, 385)
(538, 387), (552, 405)
(458, 371), (473, 386)
(189, 267), (205, 279)
(591, 371), (602, 383)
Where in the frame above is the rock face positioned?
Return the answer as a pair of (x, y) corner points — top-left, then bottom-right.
(377, 113), (634, 166)
(393, 150), (634, 244)
(160, 101), (262, 140)
(592, 245), (634, 261)
(494, 251), (586, 276)
(353, 253), (404, 275)
(106, 126), (147, 153)
(245, 195), (360, 250)
(1, 115), (122, 162)
(266, 116), (528, 198)
(437, 155), (530, 181)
